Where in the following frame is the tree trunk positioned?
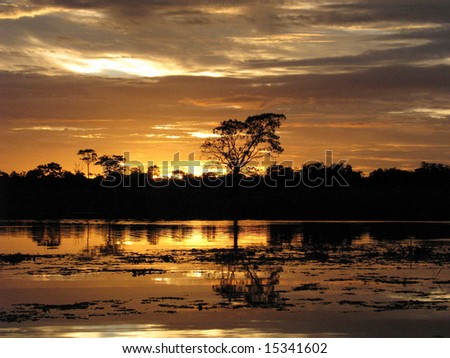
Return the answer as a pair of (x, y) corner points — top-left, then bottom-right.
(233, 219), (239, 252)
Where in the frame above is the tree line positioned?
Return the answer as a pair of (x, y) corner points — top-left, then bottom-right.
(2, 112), (449, 185)
(0, 113), (449, 219)
(1, 157), (449, 187)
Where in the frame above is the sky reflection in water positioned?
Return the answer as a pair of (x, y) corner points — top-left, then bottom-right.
(0, 221), (449, 338)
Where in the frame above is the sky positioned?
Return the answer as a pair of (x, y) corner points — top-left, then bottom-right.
(1, 0), (449, 175)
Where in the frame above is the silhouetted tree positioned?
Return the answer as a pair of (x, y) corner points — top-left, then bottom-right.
(9, 171), (25, 178)
(147, 165), (160, 180)
(368, 167), (412, 186)
(40, 162), (64, 178)
(130, 167), (142, 175)
(26, 162), (64, 179)
(266, 164), (294, 177)
(73, 163), (84, 176)
(77, 149), (98, 178)
(300, 161), (325, 186)
(172, 169), (186, 179)
(415, 161), (450, 173)
(95, 155), (124, 176)
(326, 163), (363, 185)
(201, 113), (285, 175)
(25, 168), (44, 179)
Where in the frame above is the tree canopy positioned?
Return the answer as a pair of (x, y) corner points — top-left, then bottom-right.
(95, 155), (125, 176)
(77, 149), (98, 178)
(26, 162), (64, 179)
(200, 113), (286, 174)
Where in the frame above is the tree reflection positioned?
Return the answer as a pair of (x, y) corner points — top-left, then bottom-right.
(79, 221), (97, 259)
(146, 225), (160, 245)
(302, 222), (361, 246)
(233, 220), (239, 251)
(213, 263), (283, 307)
(369, 223), (450, 241)
(212, 223), (284, 308)
(202, 225), (216, 242)
(99, 223), (123, 255)
(267, 224), (302, 247)
(31, 224), (61, 248)
(170, 225), (192, 242)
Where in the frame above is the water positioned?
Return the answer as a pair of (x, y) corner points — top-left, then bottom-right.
(0, 220), (449, 337)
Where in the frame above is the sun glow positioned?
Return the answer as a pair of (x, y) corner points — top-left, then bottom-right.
(36, 45), (225, 78)
(56, 55), (178, 77)
(23, 37), (181, 78)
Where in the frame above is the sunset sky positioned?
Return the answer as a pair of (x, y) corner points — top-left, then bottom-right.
(1, 0), (449, 175)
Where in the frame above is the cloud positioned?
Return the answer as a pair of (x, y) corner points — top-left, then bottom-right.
(0, 3), (58, 20)
(284, 0), (450, 26)
(1, 65), (448, 124)
(152, 124), (183, 130)
(48, 52), (185, 78)
(72, 133), (104, 139)
(392, 108), (450, 120)
(188, 131), (220, 139)
(16, 0), (448, 28)
(2, 1), (449, 78)
(242, 36), (450, 72)
(12, 126), (100, 132)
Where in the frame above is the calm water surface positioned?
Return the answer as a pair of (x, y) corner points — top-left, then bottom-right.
(0, 220), (449, 337)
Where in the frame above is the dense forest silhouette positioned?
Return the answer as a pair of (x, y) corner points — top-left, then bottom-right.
(1, 113), (449, 220)
(0, 159), (449, 220)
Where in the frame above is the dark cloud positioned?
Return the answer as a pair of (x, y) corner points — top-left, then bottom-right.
(374, 25), (450, 43)
(3, 1), (448, 76)
(9, 1), (450, 27)
(243, 38), (450, 70)
(30, 0), (252, 18)
(286, 0), (450, 26)
(287, 65), (450, 99)
(1, 65), (448, 122)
